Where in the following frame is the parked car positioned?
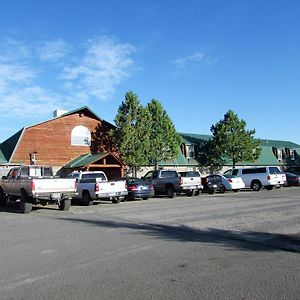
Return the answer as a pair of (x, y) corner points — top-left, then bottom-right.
(202, 174), (245, 194)
(201, 175), (221, 194)
(178, 171), (203, 196)
(223, 166), (286, 191)
(122, 177), (154, 200)
(0, 165), (76, 213)
(69, 171), (128, 205)
(283, 172), (300, 187)
(284, 166), (300, 176)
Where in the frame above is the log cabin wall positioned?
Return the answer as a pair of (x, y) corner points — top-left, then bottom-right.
(11, 112), (112, 166)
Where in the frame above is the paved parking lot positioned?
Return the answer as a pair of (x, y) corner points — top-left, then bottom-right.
(0, 187), (299, 299)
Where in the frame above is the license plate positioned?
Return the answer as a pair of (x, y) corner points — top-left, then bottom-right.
(51, 193), (61, 200)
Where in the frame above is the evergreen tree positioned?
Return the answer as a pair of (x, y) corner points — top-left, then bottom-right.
(146, 99), (182, 168)
(114, 91), (151, 176)
(205, 110), (261, 169)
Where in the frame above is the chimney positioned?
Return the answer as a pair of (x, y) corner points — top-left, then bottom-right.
(53, 109), (68, 118)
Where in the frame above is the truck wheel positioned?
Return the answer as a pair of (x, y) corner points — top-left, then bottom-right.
(251, 180), (262, 192)
(82, 191), (94, 206)
(208, 188), (215, 194)
(112, 197), (121, 204)
(0, 188), (7, 207)
(219, 185), (226, 193)
(166, 186), (175, 198)
(187, 190), (195, 197)
(59, 199), (71, 211)
(142, 197), (149, 200)
(20, 191), (33, 214)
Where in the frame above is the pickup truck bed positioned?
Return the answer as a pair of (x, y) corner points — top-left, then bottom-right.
(0, 165), (76, 213)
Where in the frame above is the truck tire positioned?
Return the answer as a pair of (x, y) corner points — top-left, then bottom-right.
(166, 186), (175, 198)
(187, 190), (195, 197)
(0, 188), (7, 207)
(20, 191), (33, 214)
(219, 185), (226, 193)
(112, 197), (121, 204)
(58, 199), (71, 211)
(265, 185), (274, 190)
(82, 191), (94, 206)
(251, 180), (262, 192)
(208, 188), (215, 194)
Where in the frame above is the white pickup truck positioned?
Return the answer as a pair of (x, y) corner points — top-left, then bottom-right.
(70, 171), (128, 205)
(178, 171), (203, 196)
(0, 165), (77, 213)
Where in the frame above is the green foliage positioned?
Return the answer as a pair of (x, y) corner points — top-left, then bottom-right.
(146, 99), (182, 167)
(203, 110), (261, 168)
(114, 91), (151, 175)
(114, 93), (182, 172)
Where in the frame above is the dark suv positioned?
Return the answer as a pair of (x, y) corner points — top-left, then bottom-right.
(285, 166), (300, 175)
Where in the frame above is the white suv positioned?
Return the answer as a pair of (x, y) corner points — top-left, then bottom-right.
(224, 166), (286, 191)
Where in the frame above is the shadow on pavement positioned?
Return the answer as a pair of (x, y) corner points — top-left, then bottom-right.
(59, 218), (300, 253)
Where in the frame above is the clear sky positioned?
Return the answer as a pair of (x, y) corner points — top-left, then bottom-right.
(0, 0), (299, 143)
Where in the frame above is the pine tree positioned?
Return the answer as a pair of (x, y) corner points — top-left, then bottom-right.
(114, 91), (151, 176)
(146, 99), (182, 168)
(206, 110), (261, 169)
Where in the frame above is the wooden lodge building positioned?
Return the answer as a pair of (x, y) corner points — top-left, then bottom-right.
(0, 107), (126, 178)
(1, 106), (300, 177)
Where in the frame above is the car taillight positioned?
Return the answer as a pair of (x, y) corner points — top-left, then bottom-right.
(129, 185), (138, 191)
(267, 175), (271, 180)
(150, 184), (154, 190)
(31, 181), (35, 191)
(95, 183), (99, 192)
(227, 179), (232, 183)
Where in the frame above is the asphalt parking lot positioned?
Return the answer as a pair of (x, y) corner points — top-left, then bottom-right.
(0, 187), (299, 299)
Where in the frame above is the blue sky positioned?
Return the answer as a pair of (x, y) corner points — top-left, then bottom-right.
(0, 0), (300, 143)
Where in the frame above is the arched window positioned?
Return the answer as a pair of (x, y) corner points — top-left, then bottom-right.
(71, 125), (91, 146)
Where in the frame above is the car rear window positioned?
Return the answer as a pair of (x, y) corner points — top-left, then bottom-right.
(242, 167), (266, 174)
(82, 173), (106, 180)
(161, 171), (178, 178)
(269, 167), (281, 174)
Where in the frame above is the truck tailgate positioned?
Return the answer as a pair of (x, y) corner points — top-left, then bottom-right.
(32, 178), (76, 194)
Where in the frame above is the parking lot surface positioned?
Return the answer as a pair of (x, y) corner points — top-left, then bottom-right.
(0, 187), (299, 299)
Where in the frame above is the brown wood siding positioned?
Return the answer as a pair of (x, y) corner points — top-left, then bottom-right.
(11, 113), (114, 166)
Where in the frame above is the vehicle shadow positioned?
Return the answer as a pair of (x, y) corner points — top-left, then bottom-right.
(58, 218), (300, 253)
(0, 201), (61, 213)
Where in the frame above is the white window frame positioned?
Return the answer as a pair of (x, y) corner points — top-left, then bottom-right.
(277, 149), (283, 161)
(185, 144), (195, 158)
(290, 149), (295, 160)
(71, 125), (91, 146)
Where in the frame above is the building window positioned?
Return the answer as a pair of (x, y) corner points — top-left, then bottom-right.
(185, 144), (195, 158)
(71, 125), (91, 146)
(290, 149), (295, 160)
(277, 149), (283, 161)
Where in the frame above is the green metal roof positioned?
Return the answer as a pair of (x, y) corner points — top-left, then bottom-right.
(178, 133), (300, 167)
(181, 133), (300, 149)
(63, 153), (109, 168)
(158, 147), (199, 166)
(181, 133), (211, 145)
(233, 146), (283, 166)
(0, 128), (24, 162)
(259, 138), (300, 149)
(0, 148), (7, 163)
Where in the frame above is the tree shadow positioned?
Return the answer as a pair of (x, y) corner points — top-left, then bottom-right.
(59, 218), (300, 253)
